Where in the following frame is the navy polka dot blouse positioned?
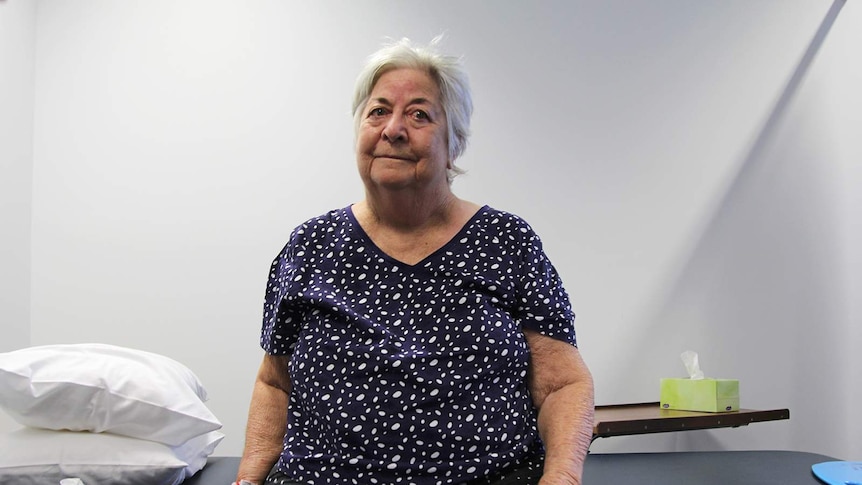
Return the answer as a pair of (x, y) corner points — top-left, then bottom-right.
(260, 205), (577, 484)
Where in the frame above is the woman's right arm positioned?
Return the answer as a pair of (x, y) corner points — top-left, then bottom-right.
(234, 353), (292, 485)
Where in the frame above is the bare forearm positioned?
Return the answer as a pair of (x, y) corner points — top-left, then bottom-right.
(236, 372), (290, 483)
(536, 378), (594, 485)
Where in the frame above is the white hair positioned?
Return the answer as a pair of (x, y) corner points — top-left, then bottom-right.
(352, 37), (473, 180)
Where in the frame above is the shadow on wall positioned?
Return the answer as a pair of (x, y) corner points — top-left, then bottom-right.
(607, 0), (848, 455)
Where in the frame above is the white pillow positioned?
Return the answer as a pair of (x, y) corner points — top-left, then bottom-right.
(0, 428), (196, 485)
(0, 343), (222, 446)
(172, 429), (226, 479)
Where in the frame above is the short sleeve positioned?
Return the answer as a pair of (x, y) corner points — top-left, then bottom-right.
(260, 228), (307, 356)
(514, 227), (577, 346)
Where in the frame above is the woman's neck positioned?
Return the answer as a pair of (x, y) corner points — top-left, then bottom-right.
(352, 189), (481, 266)
(361, 185), (459, 232)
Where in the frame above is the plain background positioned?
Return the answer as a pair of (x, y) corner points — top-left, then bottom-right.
(1, 0), (860, 461)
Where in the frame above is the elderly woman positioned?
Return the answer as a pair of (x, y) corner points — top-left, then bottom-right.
(235, 38), (594, 485)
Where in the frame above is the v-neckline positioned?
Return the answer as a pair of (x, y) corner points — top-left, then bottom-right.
(345, 205), (489, 269)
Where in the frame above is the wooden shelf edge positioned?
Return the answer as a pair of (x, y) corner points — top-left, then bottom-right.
(592, 402), (790, 440)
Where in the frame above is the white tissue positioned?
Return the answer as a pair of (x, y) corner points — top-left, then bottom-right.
(681, 350), (705, 380)
(60, 479), (85, 485)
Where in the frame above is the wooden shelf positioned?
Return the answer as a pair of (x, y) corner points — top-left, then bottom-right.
(593, 402), (790, 440)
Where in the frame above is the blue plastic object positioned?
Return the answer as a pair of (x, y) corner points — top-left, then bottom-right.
(812, 461), (862, 485)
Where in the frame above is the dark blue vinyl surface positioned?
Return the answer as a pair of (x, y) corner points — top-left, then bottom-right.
(187, 450), (838, 485)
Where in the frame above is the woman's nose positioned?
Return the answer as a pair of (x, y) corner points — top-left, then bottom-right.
(381, 115), (407, 143)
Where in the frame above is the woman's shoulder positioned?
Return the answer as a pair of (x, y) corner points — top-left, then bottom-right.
(476, 205), (537, 233)
(288, 206), (353, 238)
(274, 206), (354, 258)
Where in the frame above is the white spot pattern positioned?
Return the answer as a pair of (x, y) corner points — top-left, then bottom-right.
(260, 206), (576, 484)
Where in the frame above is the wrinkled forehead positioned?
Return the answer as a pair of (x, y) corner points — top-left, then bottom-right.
(369, 67), (442, 102)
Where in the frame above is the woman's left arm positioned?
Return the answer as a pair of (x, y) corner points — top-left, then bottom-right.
(524, 328), (595, 485)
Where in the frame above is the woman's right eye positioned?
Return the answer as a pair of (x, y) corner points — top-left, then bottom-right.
(368, 107), (387, 117)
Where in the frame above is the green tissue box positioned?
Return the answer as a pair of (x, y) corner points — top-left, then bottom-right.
(660, 378), (739, 412)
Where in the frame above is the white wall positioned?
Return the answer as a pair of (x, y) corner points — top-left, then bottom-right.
(0, 0), (35, 353)
(0, 0), (36, 433)
(591, 0), (862, 458)
(3, 0), (859, 460)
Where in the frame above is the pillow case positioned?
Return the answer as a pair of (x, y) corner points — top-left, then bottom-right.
(0, 428), (190, 485)
(0, 343), (222, 446)
(172, 429), (225, 479)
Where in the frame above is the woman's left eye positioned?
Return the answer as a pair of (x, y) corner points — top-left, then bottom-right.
(412, 110), (430, 121)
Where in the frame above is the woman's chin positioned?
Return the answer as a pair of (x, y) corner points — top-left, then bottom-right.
(368, 169), (418, 189)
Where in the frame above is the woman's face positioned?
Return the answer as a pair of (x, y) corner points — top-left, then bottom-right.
(356, 68), (450, 194)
